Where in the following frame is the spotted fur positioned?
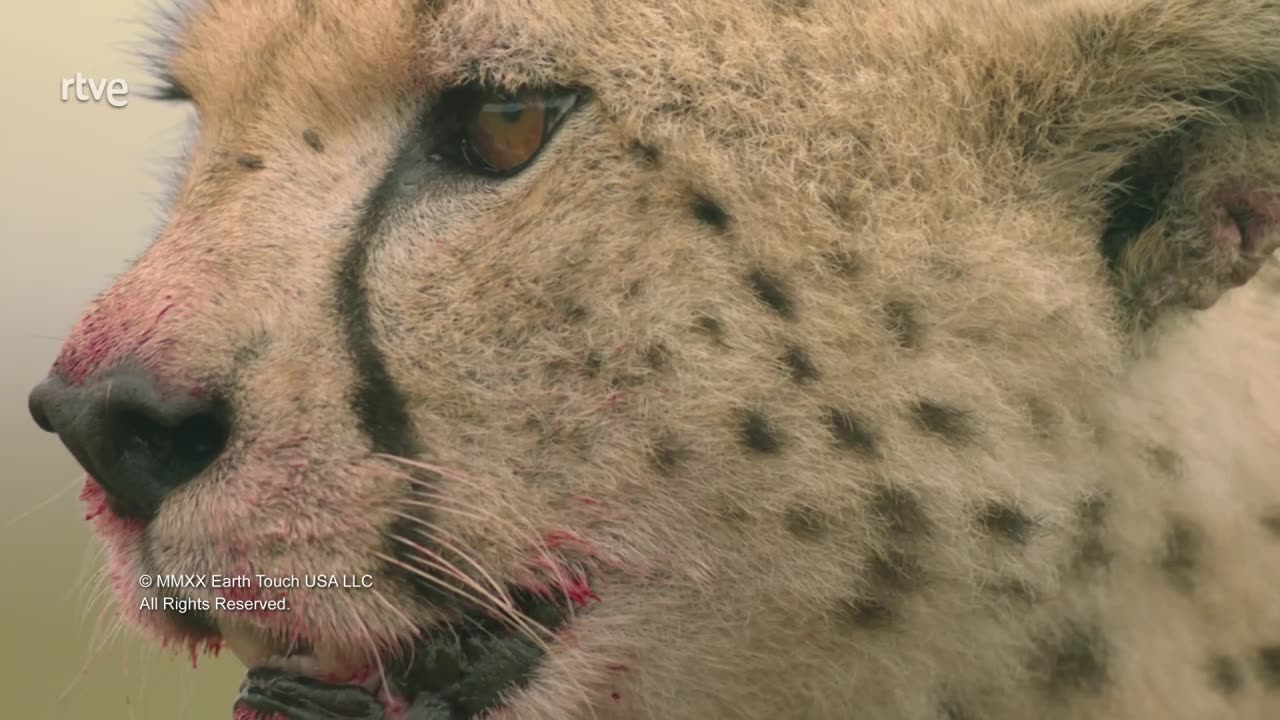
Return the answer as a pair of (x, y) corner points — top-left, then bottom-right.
(36, 0), (1280, 718)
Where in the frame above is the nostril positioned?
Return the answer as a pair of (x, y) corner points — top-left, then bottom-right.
(28, 367), (232, 521)
(113, 409), (169, 458)
(175, 412), (231, 465)
(110, 403), (231, 490)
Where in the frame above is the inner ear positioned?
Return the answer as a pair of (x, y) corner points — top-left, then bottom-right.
(973, 0), (1280, 328)
(1097, 119), (1280, 326)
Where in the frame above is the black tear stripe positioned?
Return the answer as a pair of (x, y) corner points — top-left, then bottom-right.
(336, 133), (429, 459)
(338, 126), (467, 607)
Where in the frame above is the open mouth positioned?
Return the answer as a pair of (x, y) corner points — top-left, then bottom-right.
(220, 588), (572, 720)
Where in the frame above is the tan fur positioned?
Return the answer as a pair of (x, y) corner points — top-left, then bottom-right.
(46, 0), (1280, 717)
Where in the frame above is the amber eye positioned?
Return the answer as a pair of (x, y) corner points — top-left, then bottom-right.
(457, 88), (580, 176)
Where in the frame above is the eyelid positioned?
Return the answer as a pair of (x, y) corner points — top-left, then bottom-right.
(541, 93), (581, 125)
(477, 92), (579, 121)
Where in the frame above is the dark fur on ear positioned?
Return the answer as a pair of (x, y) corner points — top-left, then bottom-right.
(979, 0), (1280, 327)
(1106, 122), (1280, 326)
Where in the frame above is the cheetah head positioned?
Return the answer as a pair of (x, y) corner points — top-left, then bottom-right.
(27, 0), (1280, 718)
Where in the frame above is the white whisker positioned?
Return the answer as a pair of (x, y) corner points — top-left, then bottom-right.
(5, 473), (81, 528)
(375, 547), (552, 655)
(388, 510), (512, 608)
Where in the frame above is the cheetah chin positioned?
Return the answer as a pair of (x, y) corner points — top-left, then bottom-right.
(222, 586), (575, 720)
(66, 468), (592, 720)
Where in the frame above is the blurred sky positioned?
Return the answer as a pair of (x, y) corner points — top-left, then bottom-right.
(0, 1), (244, 717)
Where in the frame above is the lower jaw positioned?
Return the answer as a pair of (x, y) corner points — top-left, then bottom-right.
(84, 476), (582, 718)
(226, 587), (570, 720)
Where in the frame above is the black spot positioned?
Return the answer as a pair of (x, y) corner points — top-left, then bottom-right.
(1077, 494), (1109, 528)
(231, 331), (271, 368)
(643, 342), (672, 372)
(236, 153), (265, 170)
(940, 699), (973, 720)
(747, 268), (794, 319)
(912, 401), (977, 443)
(621, 279), (646, 301)
(928, 256), (966, 282)
(1209, 655), (1244, 695)
(782, 345), (819, 382)
(630, 141), (660, 166)
(295, 0), (318, 23)
(870, 485), (931, 537)
(1261, 511), (1280, 538)
(991, 577), (1041, 604)
(837, 596), (894, 629)
(1072, 494), (1112, 573)
(868, 547), (923, 591)
(739, 411), (782, 453)
(1026, 398), (1057, 437)
(823, 248), (863, 276)
(692, 313), (727, 346)
(609, 372), (648, 390)
(769, 0), (813, 15)
(1032, 621), (1109, 695)
(1159, 517), (1203, 592)
(1257, 646), (1280, 688)
(785, 505), (828, 540)
(720, 503), (751, 525)
(1074, 535), (1113, 572)
(650, 433), (687, 476)
(302, 128), (325, 153)
(826, 408), (879, 456)
(560, 300), (590, 323)
(542, 359), (572, 382)
(691, 194), (729, 232)
(584, 349), (604, 378)
(822, 192), (853, 221)
(884, 300), (924, 349)
(977, 501), (1035, 545)
(1148, 445), (1184, 478)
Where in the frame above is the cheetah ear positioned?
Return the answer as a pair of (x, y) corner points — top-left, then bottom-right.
(990, 0), (1280, 325)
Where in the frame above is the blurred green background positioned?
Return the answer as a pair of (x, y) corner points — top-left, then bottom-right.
(1, 2), (243, 717)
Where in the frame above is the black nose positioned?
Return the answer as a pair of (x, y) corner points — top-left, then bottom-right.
(28, 366), (230, 521)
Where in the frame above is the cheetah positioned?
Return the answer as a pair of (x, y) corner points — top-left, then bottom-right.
(25, 0), (1280, 718)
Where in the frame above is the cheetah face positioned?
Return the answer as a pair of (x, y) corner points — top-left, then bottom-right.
(25, 0), (1280, 718)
